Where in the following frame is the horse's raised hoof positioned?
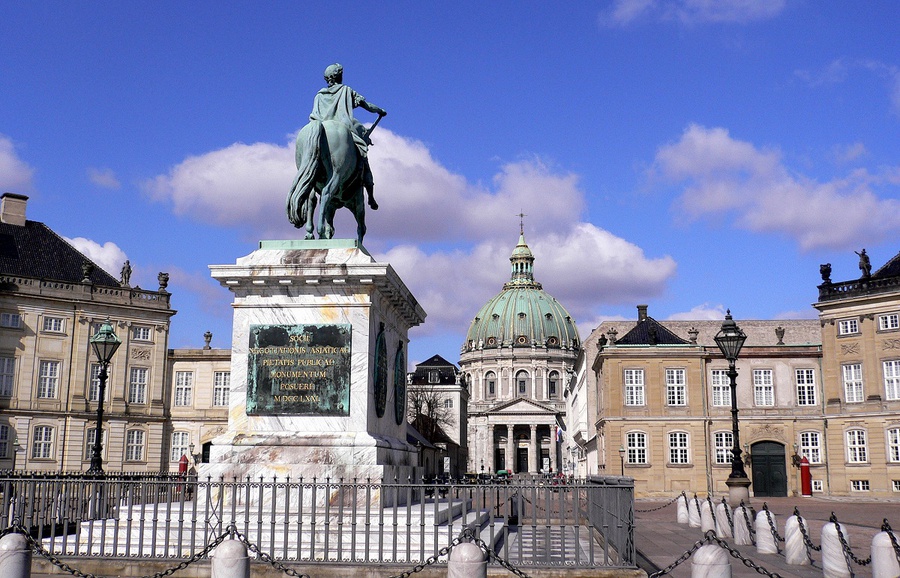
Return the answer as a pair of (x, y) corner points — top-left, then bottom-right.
(368, 199), (378, 210)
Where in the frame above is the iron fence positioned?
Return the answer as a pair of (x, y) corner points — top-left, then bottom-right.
(0, 473), (634, 570)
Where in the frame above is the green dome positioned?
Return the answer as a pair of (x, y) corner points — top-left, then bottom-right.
(463, 233), (580, 351)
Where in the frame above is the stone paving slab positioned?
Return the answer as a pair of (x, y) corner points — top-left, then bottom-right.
(635, 495), (900, 578)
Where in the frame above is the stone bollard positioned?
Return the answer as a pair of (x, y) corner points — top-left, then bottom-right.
(715, 502), (732, 538)
(691, 543), (731, 578)
(688, 495), (702, 528)
(448, 541), (487, 578)
(821, 521), (852, 578)
(870, 531), (900, 578)
(784, 515), (810, 565)
(755, 510), (778, 554)
(732, 506), (752, 546)
(677, 494), (689, 524)
(0, 533), (30, 578)
(211, 539), (250, 578)
(700, 499), (716, 535)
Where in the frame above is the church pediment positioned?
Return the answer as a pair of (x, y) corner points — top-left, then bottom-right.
(486, 397), (557, 416)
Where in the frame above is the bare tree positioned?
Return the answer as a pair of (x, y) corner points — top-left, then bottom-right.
(408, 382), (454, 444)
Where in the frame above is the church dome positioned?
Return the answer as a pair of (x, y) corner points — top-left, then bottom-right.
(463, 231), (580, 352)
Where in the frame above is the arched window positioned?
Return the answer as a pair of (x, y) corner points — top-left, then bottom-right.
(625, 431), (647, 464)
(713, 431), (733, 465)
(515, 370), (530, 398)
(548, 371), (559, 398)
(126, 429), (146, 462)
(668, 431), (689, 464)
(485, 371), (496, 398)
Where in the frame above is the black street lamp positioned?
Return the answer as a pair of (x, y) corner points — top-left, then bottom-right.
(714, 310), (749, 505)
(87, 318), (121, 476)
(618, 446), (626, 476)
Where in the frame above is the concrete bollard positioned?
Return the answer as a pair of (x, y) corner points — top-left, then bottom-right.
(677, 494), (689, 524)
(755, 510), (778, 554)
(0, 533), (30, 578)
(870, 531), (900, 578)
(821, 521), (852, 578)
(688, 495), (702, 528)
(700, 499), (716, 535)
(784, 515), (810, 565)
(715, 502), (732, 538)
(691, 543), (731, 578)
(448, 541), (487, 578)
(732, 506), (752, 546)
(211, 539), (250, 578)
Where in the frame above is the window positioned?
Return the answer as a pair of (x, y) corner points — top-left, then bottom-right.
(799, 431), (822, 464)
(795, 369), (817, 406)
(214, 371), (230, 406)
(624, 369), (645, 406)
(842, 364), (864, 403)
(753, 369), (774, 406)
(37, 360), (60, 399)
(0, 313), (21, 328)
(549, 372), (558, 397)
(884, 360), (900, 401)
(894, 480), (900, 492)
(516, 371), (528, 396)
(129, 367), (148, 404)
(132, 326), (152, 341)
(485, 372), (496, 398)
(87, 363), (108, 402)
(0, 425), (9, 458)
(812, 480), (824, 493)
(84, 428), (106, 460)
(711, 369), (730, 407)
(427, 370), (439, 384)
(668, 432), (689, 464)
(846, 429), (867, 463)
(666, 369), (686, 406)
(443, 398), (453, 409)
(625, 431), (647, 464)
(171, 431), (190, 462)
(31, 426), (53, 459)
(838, 318), (859, 335)
(879, 313), (900, 331)
(888, 428), (900, 463)
(125, 430), (145, 461)
(714, 431), (733, 465)
(174, 371), (193, 406)
(0, 356), (14, 397)
(42, 316), (64, 333)
(850, 480), (870, 492)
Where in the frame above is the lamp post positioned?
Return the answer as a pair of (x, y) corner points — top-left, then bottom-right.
(87, 318), (121, 476)
(618, 446), (626, 476)
(714, 310), (749, 506)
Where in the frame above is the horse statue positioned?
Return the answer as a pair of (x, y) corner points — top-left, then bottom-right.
(286, 63), (385, 245)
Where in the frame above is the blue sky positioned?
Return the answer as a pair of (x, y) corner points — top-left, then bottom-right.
(2, 1), (899, 366)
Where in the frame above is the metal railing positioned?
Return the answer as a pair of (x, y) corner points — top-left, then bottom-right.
(0, 473), (634, 570)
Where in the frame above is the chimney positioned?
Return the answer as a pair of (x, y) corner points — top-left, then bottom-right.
(637, 304), (648, 322)
(1, 193), (28, 226)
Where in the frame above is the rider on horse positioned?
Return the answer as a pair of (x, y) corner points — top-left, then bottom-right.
(311, 63), (386, 210)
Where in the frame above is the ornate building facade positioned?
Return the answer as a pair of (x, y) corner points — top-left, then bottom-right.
(459, 231), (579, 475)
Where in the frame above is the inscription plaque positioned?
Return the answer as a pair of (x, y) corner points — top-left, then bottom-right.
(247, 324), (351, 415)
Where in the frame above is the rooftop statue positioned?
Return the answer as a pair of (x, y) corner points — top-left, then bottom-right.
(286, 63), (386, 244)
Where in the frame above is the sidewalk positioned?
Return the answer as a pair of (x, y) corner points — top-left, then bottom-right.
(634, 495), (899, 578)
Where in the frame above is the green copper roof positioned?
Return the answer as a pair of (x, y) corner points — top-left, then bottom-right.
(463, 232), (579, 352)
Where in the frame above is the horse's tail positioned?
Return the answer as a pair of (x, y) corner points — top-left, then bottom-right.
(286, 120), (323, 226)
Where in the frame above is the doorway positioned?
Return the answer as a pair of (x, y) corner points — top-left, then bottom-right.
(750, 441), (787, 497)
(517, 448), (529, 473)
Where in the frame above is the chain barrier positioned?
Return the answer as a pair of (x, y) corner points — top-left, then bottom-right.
(635, 491), (684, 513)
(882, 519), (900, 563)
(706, 495), (719, 531)
(470, 533), (532, 578)
(231, 527), (313, 578)
(761, 502), (784, 555)
(831, 512), (871, 569)
(2, 521), (235, 578)
(792, 506), (819, 565)
(722, 497), (734, 534)
(649, 530), (784, 578)
(740, 500), (757, 545)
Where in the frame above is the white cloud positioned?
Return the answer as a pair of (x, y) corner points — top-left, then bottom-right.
(667, 303), (726, 321)
(654, 124), (900, 250)
(601, 0), (785, 26)
(64, 237), (128, 279)
(830, 142), (867, 164)
(0, 135), (35, 192)
(87, 167), (121, 189)
(797, 58), (900, 117)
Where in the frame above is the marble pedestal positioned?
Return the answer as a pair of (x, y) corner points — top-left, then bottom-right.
(203, 240), (426, 484)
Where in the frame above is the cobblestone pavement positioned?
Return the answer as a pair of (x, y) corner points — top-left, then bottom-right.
(634, 495), (900, 578)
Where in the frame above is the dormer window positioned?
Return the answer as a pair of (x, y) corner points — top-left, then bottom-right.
(428, 370), (439, 384)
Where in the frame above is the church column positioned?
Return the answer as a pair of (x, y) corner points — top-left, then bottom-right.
(487, 424), (495, 474)
(506, 424), (514, 473)
(529, 424), (538, 473)
(550, 427), (558, 473)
